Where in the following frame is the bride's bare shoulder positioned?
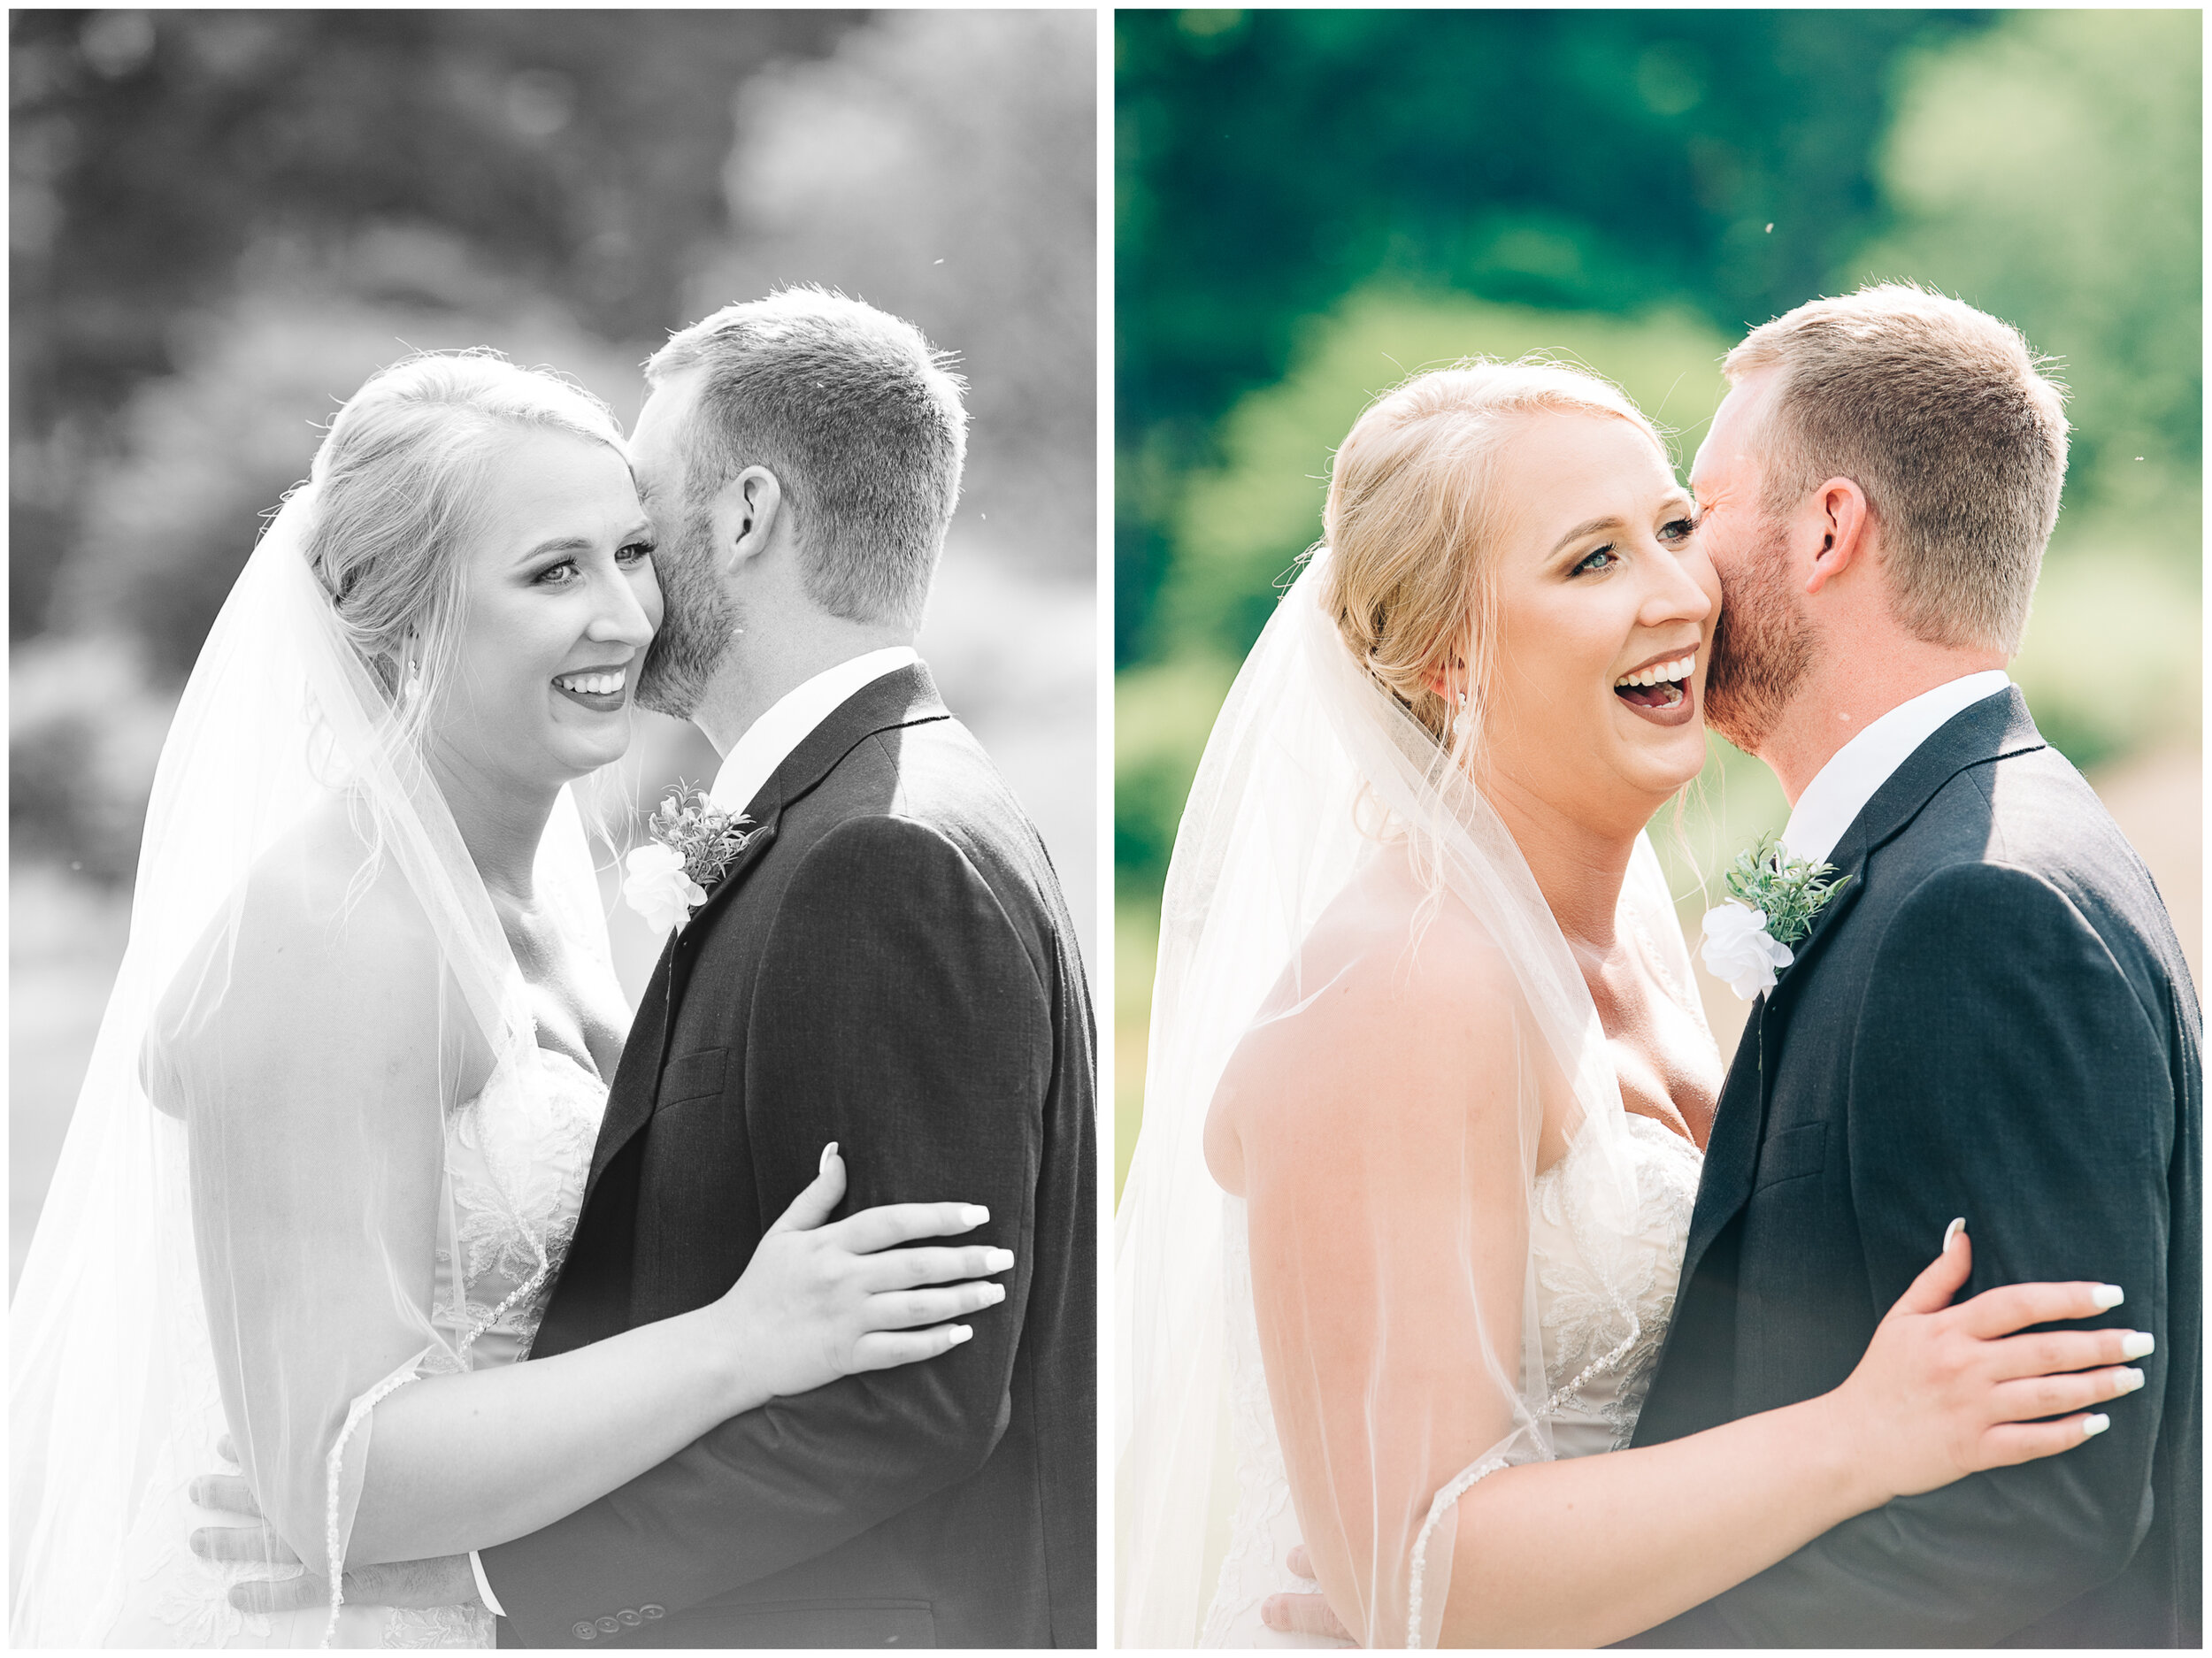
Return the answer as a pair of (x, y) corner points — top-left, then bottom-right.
(150, 798), (465, 1100)
(234, 800), (440, 974)
(1205, 860), (1523, 1194)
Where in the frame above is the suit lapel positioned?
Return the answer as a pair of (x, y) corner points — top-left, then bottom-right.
(1760, 830), (1869, 1022)
(1677, 687), (2042, 1284)
(582, 933), (671, 1193)
(1678, 995), (1770, 1284)
(1676, 848), (1869, 1282)
(580, 663), (952, 1202)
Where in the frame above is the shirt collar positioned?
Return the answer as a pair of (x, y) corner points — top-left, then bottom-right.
(1780, 670), (2013, 867)
(708, 646), (918, 819)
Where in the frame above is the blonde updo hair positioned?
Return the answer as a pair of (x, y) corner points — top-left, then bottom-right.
(296, 350), (626, 731)
(1321, 357), (1666, 760)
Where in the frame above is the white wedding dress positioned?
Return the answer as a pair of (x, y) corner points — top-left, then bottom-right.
(1202, 1112), (1702, 1646)
(99, 1041), (608, 1649)
(1117, 548), (1717, 1647)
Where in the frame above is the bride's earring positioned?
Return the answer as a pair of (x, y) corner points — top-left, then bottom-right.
(402, 659), (423, 704)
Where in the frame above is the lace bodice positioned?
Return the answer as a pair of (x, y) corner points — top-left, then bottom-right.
(433, 1043), (607, 1374)
(1200, 1111), (1701, 1648)
(1528, 1112), (1703, 1455)
(111, 1040), (606, 1650)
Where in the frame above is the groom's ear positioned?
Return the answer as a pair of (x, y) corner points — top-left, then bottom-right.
(712, 465), (786, 576)
(1801, 476), (1871, 597)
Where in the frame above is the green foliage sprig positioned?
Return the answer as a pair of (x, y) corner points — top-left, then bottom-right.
(1721, 832), (1848, 948)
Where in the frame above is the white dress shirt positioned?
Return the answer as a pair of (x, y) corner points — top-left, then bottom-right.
(470, 1551), (506, 1620)
(468, 645), (918, 1621)
(709, 646), (919, 818)
(1780, 669), (2012, 867)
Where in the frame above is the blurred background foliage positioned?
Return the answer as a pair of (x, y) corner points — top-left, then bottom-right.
(10, 9), (1096, 1285)
(1115, 8), (2201, 1194)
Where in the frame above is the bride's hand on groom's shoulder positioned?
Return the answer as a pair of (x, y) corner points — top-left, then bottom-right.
(713, 1143), (1017, 1407)
(1824, 1220), (2154, 1503)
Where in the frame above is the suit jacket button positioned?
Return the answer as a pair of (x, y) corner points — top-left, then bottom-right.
(572, 1623), (596, 1641)
(640, 1605), (665, 1619)
(595, 1616), (620, 1634)
(617, 1610), (643, 1628)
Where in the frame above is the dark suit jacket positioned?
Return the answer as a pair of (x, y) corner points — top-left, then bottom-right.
(480, 663), (1096, 1648)
(1623, 688), (2200, 1646)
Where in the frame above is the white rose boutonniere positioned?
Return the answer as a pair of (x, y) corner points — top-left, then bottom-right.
(622, 784), (753, 935)
(1700, 901), (1795, 1000)
(621, 841), (706, 936)
(1699, 831), (1850, 1001)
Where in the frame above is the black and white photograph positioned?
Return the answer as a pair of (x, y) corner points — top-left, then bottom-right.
(11, 10), (1097, 1648)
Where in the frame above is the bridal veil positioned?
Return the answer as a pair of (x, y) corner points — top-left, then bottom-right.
(1116, 547), (1680, 1646)
(11, 428), (606, 1645)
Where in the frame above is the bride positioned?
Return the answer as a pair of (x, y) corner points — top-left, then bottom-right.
(11, 353), (1009, 1647)
(1115, 359), (2147, 1647)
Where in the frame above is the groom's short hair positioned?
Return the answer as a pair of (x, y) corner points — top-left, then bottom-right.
(1725, 283), (2068, 655)
(648, 288), (967, 630)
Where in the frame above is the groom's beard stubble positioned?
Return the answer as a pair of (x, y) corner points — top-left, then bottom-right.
(1703, 516), (1816, 756)
(636, 512), (742, 719)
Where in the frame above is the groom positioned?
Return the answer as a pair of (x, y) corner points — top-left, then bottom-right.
(1267, 284), (2199, 1646)
(491, 290), (1094, 1646)
(477, 291), (1094, 1647)
(1618, 283), (2199, 1647)
(219, 289), (1096, 1646)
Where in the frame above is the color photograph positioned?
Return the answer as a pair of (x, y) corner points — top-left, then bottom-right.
(1117, 9), (2199, 1647)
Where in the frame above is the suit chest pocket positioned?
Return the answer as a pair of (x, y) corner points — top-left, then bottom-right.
(1752, 1120), (1827, 1191)
(657, 1045), (729, 1110)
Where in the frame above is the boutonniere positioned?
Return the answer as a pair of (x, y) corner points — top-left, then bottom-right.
(1699, 831), (1850, 1000)
(621, 784), (754, 935)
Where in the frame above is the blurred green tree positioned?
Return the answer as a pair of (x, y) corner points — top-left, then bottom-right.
(1116, 7), (1993, 664)
(1855, 8), (2200, 520)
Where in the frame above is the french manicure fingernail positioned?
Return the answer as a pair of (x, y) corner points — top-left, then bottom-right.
(985, 1283), (1007, 1303)
(1942, 1217), (1965, 1251)
(2082, 1414), (2110, 1438)
(2118, 1368), (2146, 1393)
(961, 1204), (990, 1226)
(987, 1247), (1015, 1272)
(2121, 1331), (2155, 1359)
(949, 1324), (973, 1344)
(818, 1141), (838, 1175)
(2092, 1285), (2125, 1309)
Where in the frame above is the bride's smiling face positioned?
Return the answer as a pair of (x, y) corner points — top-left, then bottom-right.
(1480, 411), (1719, 821)
(427, 428), (664, 790)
